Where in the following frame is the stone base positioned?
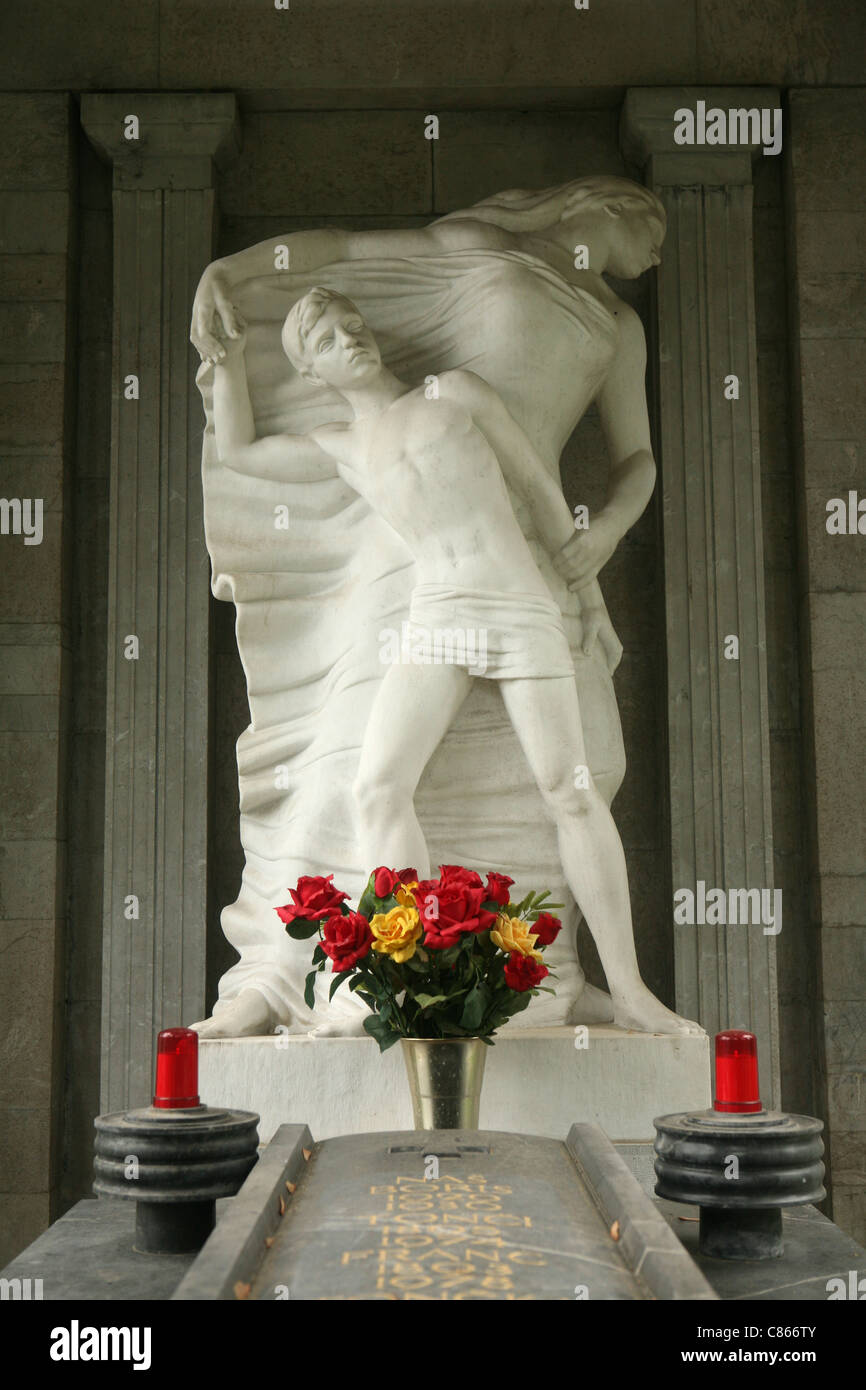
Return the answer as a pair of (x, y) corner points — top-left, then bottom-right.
(198, 1026), (711, 1145)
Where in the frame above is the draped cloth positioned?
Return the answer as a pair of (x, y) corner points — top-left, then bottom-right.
(198, 248), (625, 1030)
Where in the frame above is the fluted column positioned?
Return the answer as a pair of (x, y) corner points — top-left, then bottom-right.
(621, 89), (781, 1103)
(81, 95), (240, 1109)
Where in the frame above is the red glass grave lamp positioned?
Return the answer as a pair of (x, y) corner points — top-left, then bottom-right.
(713, 1028), (762, 1113)
(153, 1027), (200, 1109)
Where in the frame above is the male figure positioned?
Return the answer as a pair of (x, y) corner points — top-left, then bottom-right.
(212, 286), (701, 1036)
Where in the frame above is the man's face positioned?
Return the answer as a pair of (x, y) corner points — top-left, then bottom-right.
(302, 300), (382, 389)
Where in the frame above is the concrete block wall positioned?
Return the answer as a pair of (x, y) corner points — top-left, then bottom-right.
(0, 94), (76, 1265)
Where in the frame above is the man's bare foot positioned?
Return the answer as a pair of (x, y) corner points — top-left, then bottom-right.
(568, 981), (615, 1025)
(189, 988), (279, 1038)
(309, 1012), (370, 1038)
(309, 990), (371, 1038)
(613, 984), (704, 1036)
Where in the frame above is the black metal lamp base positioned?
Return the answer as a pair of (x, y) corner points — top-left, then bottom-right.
(699, 1204), (783, 1260)
(654, 1108), (825, 1262)
(93, 1104), (259, 1255)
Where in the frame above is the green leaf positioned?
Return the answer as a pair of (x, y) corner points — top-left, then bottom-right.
(436, 1018), (471, 1036)
(412, 992), (449, 1011)
(357, 871), (379, 918)
(311, 943), (326, 965)
(460, 982), (490, 1031)
(363, 1012), (401, 1051)
(304, 969), (317, 1011)
(329, 970), (353, 1002)
(284, 918), (323, 940)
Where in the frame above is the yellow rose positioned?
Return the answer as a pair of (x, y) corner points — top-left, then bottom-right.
(370, 904), (422, 963)
(490, 913), (542, 961)
(395, 881), (418, 909)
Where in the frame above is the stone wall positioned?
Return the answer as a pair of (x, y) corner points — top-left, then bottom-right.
(1, 1), (864, 94)
(0, 94), (76, 1265)
(786, 89), (866, 1241)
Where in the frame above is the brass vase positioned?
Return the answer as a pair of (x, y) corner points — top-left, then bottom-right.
(400, 1037), (488, 1129)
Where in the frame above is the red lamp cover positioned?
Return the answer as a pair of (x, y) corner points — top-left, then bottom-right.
(153, 1027), (200, 1109)
(714, 1029), (762, 1113)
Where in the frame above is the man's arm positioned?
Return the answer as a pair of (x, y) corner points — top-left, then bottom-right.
(453, 371), (576, 555)
(212, 326), (255, 461)
(451, 370), (623, 668)
(211, 327), (332, 482)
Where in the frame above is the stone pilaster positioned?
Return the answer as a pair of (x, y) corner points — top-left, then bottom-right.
(81, 95), (239, 1110)
(621, 88), (781, 1104)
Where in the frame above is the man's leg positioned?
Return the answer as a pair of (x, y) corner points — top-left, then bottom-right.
(353, 661), (474, 876)
(499, 675), (703, 1036)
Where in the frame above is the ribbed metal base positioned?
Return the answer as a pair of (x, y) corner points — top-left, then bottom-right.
(654, 1108), (825, 1261)
(93, 1104), (259, 1253)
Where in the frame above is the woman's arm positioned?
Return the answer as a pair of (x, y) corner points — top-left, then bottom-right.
(191, 220), (503, 364)
(553, 306), (657, 590)
(451, 370), (576, 554)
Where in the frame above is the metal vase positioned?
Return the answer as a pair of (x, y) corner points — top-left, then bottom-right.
(400, 1037), (488, 1129)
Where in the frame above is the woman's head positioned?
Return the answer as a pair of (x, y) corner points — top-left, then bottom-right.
(435, 174), (666, 278)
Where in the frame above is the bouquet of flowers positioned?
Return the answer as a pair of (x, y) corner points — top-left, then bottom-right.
(276, 864), (561, 1052)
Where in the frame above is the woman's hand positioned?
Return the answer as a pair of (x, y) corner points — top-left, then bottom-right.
(190, 265), (246, 365)
(573, 581), (624, 673)
(552, 511), (621, 589)
(217, 311), (247, 361)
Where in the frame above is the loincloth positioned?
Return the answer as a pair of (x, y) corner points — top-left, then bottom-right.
(403, 583), (576, 680)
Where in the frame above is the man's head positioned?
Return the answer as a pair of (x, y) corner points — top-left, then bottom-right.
(281, 286), (382, 390)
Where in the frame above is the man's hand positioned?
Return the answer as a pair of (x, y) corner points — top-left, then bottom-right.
(190, 266), (246, 365)
(553, 512), (621, 589)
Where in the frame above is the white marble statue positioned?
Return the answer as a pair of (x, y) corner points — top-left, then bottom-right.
(189, 174), (700, 1040)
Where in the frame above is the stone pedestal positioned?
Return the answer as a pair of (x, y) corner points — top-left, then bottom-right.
(621, 89), (781, 1104)
(80, 95), (240, 1112)
(198, 1028), (711, 1146)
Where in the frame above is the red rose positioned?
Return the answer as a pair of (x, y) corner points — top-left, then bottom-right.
(415, 872), (487, 949)
(439, 864), (484, 891)
(485, 872), (514, 907)
(397, 867), (418, 884)
(532, 912), (562, 947)
(321, 910), (373, 972)
(373, 866), (399, 898)
(276, 874), (349, 924)
(503, 954), (549, 992)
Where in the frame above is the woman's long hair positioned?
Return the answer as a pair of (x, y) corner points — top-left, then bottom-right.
(433, 174), (665, 233)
